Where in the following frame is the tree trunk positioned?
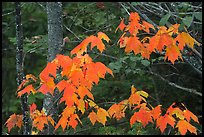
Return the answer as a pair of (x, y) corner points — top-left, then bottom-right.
(15, 2), (32, 135)
(42, 2), (63, 135)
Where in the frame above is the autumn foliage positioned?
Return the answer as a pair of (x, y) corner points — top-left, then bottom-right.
(5, 12), (200, 135)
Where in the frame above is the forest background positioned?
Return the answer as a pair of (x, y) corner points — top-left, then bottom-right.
(2, 2), (202, 135)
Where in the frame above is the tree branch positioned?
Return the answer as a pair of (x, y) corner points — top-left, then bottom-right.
(147, 69), (202, 97)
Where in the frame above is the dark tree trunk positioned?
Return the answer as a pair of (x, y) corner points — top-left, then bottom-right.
(42, 2), (63, 135)
(15, 2), (32, 135)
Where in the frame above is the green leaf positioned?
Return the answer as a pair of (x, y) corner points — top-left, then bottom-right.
(28, 94), (36, 104)
(141, 60), (150, 67)
(34, 92), (45, 99)
(108, 61), (122, 73)
(194, 12), (202, 21)
(182, 16), (194, 28)
(159, 13), (171, 26)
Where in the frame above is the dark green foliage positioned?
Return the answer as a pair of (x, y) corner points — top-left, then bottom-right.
(2, 2), (202, 135)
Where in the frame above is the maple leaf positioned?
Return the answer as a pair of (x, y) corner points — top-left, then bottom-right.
(174, 33), (185, 51)
(68, 114), (82, 129)
(40, 62), (57, 83)
(142, 20), (155, 33)
(77, 86), (94, 100)
(183, 109), (199, 123)
(55, 116), (68, 131)
(131, 85), (137, 94)
(17, 84), (36, 97)
(125, 36), (142, 55)
(164, 44), (183, 64)
(97, 108), (110, 126)
(5, 114), (23, 133)
(151, 105), (162, 120)
(128, 92), (141, 108)
(130, 108), (153, 127)
(85, 63), (100, 84)
(115, 18), (126, 32)
(71, 37), (91, 56)
(167, 24), (180, 35)
(108, 101), (128, 120)
(16, 79), (29, 92)
(89, 35), (105, 53)
(129, 12), (140, 21)
(52, 54), (73, 77)
(97, 32), (110, 43)
(38, 77), (55, 95)
(25, 74), (38, 82)
(140, 43), (151, 60)
(32, 110), (49, 131)
(88, 111), (98, 125)
(87, 99), (99, 109)
(127, 19), (140, 35)
(108, 104), (125, 120)
(95, 62), (113, 78)
(76, 98), (85, 114)
(60, 84), (77, 107)
(170, 108), (185, 120)
(136, 90), (149, 98)
(156, 114), (175, 133)
(176, 120), (197, 135)
(175, 32), (201, 51)
(61, 106), (76, 117)
(157, 33), (173, 52)
(148, 35), (160, 52)
(56, 80), (68, 92)
(30, 103), (37, 114)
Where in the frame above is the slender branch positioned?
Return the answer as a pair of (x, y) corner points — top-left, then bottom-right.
(63, 24), (81, 40)
(147, 69), (202, 97)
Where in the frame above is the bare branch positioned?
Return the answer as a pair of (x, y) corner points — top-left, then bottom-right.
(148, 69), (202, 97)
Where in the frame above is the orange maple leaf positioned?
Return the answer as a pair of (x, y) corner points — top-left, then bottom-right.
(148, 35), (160, 52)
(17, 84), (36, 97)
(97, 32), (110, 43)
(30, 103), (37, 114)
(77, 86), (94, 100)
(156, 114), (175, 133)
(5, 114), (22, 133)
(176, 120), (197, 135)
(40, 62), (57, 83)
(55, 116), (68, 131)
(115, 18), (126, 32)
(108, 103), (126, 120)
(25, 74), (38, 82)
(130, 108), (153, 127)
(164, 44), (183, 64)
(125, 36), (142, 55)
(88, 111), (98, 125)
(157, 33), (173, 52)
(129, 12), (140, 21)
(96, 108), (110, 126)
(142, 20), (155, 33)
(151, 105), (162, 121)
(183, 109), (199, 123)
(68, 114), (82, 129)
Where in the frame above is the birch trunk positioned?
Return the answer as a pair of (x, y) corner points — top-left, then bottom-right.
(15, 2), (31, 135)
(42, 2), (63, 135)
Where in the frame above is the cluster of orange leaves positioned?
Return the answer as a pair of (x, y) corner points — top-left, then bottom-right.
(116, 12), (200, 64)
(108, 85), (199, 135)
(5, 12), (200, 135)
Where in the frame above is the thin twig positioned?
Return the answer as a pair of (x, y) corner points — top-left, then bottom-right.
(147, 69), (202, 97)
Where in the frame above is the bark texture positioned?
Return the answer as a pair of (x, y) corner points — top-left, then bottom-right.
(42, 2), (63, 135)
(15, 2), (32, 135)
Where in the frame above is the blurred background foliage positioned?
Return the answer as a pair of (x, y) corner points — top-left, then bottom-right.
(2, 2), (202, 135)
